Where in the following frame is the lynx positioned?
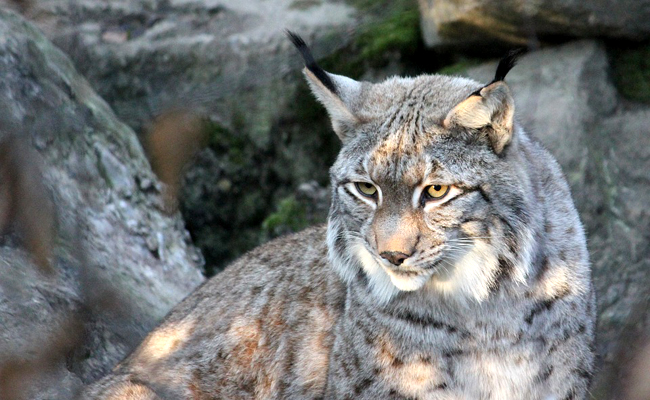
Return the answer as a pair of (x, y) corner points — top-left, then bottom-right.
(83, 33), (595, 400)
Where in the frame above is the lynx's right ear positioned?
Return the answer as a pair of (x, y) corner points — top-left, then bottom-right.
(287, 31), (362, 142)
(443, 49), (524, 154)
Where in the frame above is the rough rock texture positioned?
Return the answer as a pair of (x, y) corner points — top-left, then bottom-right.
(464, 40), (650, 397)
(0, 9), (204, 398)
(17, 0), (356, 132)
(418, 0), (650, 47)
(8, 0), (370, 272)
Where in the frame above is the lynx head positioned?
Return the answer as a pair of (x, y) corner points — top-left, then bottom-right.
(289, 33), (535, 304)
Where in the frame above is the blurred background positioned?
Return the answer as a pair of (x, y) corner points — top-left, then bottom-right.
(0, 0), (648, 398)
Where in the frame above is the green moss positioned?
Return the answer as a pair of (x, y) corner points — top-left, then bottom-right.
(437, 58), (482, 76)
(356, 8), (421, 63)
(320, 49), (365, 80)
(205, 119), (249, 166)
(261, 196), (309, 239)
(344, 0), (411, 12)
(325, 0), (422, 70)
(343, 0), (375, 10)
(610, 42), (650, 103)
(289, 0), (321, 10)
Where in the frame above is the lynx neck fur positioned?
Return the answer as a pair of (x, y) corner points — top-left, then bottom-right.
(83, 34), (595, 400)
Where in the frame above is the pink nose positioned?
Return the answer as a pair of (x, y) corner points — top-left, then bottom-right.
(380, 251), (410, 266)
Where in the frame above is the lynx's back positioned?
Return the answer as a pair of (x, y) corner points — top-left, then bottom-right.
(83, 36), (595, 400)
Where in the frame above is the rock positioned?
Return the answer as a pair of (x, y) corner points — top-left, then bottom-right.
(8, 0), (370, 273)
(418, 0), (650, 48)
(15, 0), (357, 133)
(0, 9), (203, 398)
(12, 0), (425, 274)
(8, 0), (427, 274)
(464, 40), (650, 396)
(587, 106), (650, 398)
(260, 180), (330, 240)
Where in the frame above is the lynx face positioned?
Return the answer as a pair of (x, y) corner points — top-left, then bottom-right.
(326, 88), (535, 303)
(286, 34), (535, 303)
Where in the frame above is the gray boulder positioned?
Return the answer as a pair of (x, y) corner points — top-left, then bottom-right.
(15, 0), (357, 133)
(465, 40), (650, 396)
(8, 0), (365, 272)
(418, 0), (650, 47)
(0, 9), (203, 398)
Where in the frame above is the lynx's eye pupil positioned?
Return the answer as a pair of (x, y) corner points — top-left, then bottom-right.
(355, 182), (378, 198)
(425, 184), (449, 200)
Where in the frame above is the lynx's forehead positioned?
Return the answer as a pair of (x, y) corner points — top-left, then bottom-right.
(360, 80), (480, 185)
(358, 75), (483, 125)
(366, 131), (469, 188)
(332, 74), (495, 186)
(367, 127), (430, 186)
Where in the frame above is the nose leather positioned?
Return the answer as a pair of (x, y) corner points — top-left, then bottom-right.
(380, 251), (410, 266)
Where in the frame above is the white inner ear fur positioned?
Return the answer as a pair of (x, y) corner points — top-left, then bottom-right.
(443, 81), (515, 154)
(303, 68), (362, 142)
(444, 94), (493, 130)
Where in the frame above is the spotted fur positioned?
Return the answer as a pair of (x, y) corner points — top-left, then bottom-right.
(82, 37), (595, 400)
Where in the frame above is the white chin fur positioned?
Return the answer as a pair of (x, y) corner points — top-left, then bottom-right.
(426, 240), (499, 302)
(350, 244), (436, 303)
(347, 239), (503, 304)
(351, 244), (400, 303)
(383, 268), (432, 291)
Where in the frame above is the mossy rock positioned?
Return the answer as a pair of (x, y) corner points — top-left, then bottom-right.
(437, 58), (483, 76)
(334, 0), (423, 71)
(261, 196), (309, 238)
(610, 42), (650, 104)
(356, 7), (421, 63)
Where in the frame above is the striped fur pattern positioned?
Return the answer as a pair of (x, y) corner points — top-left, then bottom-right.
(82, 41), (595, 400)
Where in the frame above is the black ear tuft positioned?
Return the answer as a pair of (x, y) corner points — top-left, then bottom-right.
(286, 30), (339, 96)
(492, 48), (526, 83)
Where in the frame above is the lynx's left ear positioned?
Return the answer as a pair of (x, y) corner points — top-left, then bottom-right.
(444, 50), (524, 154)
(287, 31), (363, 143)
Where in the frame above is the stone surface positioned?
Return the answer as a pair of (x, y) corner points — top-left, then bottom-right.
(10, 0), (425, 274)
(418, 0), (650, 47)
(465, 40), (650, 396)
(14, 0), (356, 133)
(0, 9), (204, 398)
(6, 0), (370, 272)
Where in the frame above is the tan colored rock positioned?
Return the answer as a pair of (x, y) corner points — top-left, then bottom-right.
(419, 0), (650, 47)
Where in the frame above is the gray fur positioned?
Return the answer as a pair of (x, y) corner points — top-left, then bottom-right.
(82, 58), (595, 400)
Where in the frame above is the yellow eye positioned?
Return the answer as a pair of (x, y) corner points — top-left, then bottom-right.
(425, 184), (449, 199)
(355, 182), (378, 198)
